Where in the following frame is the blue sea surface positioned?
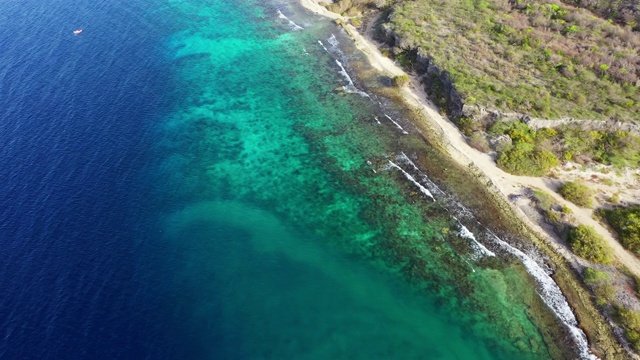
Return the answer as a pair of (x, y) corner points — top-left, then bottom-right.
(0, 0), (177, 357)
(1, 0), (578, 359)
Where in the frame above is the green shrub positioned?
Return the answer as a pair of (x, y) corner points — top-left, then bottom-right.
(392, 74), (410, 87)
(497, 145), (559, 176)
(468, 132), (491, 152)
(558, 180), (594, 208)
(582, 267), (610, 284)
(617, 307), (640, 351)
(601, 206), (640, 255)
(568, 225), (613, 264)
(594, 283), (616, 305)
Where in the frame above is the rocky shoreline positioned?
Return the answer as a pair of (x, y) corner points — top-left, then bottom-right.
(296, 1), (636, 358)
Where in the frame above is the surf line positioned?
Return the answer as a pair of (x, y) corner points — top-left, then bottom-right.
(454, 218), (496, 257)
(334, 59), (370, 97)
(277, 9), (304, 31)
(318, 36), (370, 98)
(387, 161), (434, 201)
(384, 114), (409, 134)
(489, 233), (599, 360)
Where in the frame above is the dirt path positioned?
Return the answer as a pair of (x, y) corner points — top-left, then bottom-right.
(400, 80), (640, 277)
(298, 0), (640, 278)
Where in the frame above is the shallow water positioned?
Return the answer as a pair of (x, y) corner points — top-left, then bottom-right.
(0, 0), (587, 358)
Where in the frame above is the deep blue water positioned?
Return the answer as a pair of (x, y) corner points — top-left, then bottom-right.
(0, 0), (582, 359)
(0, 1), (177, 358)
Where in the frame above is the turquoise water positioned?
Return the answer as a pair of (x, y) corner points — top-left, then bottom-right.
(0, 0), (588, 358)
(152, 0), (578, 358)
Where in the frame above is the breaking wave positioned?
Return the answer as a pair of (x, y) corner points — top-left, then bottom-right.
(390, 153), (598, 359)
(277, 9), (304, 31)
(386, 161), (434, 201)
(318, 35), (370, 97)
(456, 221), (496, 257)
(383, 114), (409, 134)
(489, 233), (599, 360)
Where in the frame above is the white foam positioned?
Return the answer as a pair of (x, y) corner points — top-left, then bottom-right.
(387, 161), (434, 201)
(374, 116), (381, 125)
(318, 40), (329, 53)
(392, 154), (598, 358)
(319, 35), (370, 98)
(490, 234), (599, 360)
(277, 10), (304, 31)
(335, 59), (355, 86)
(334, 59), (370, 97)
(456, 221), (496, 257)
(327, 34), (339, 48)
(397, 153), (446, 197)
(384, 114), (409, 134)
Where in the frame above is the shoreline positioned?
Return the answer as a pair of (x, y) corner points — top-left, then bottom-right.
(298, 0), (640, 279)
(297, 0), (635, 358)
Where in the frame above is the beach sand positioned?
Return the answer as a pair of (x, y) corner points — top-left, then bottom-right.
(298, 0), (640, 281)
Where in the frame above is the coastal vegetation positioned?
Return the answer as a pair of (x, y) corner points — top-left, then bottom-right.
(392, 74), (410, 87)
(617, 306), (640, 352)
(569, 224), (614, 264)
(383, 0), (640, 121)
(485, 120), (640, 176)
(359, 0), (640, 176)
(601, 206), (640, 255)
(558, 180), (595, 208)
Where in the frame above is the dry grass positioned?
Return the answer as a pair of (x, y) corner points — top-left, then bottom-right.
(384, 0), (640, 121)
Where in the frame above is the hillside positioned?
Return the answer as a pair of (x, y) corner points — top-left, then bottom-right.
(380, 0), (640, 121)
(561, 0), (640, 30)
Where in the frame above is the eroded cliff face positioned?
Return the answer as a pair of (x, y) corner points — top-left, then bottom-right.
(378, 23), (465, 117)
(378, 20), (640, 133)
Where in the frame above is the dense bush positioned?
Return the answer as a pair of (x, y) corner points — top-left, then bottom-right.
(492, 121), (560, 176)
(488, 121), (640, 171)
(392, 74), (410, 87)
(617, 307), (640, 352)
(582, 267), (610, 284)
(558, 180), (594, 208)
(561, 0), (640, 30)
(568, 225), (614, 264)
(601, 206), (640, 255)
(497, 145), (559, 176)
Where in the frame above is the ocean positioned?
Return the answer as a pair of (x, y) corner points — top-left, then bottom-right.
(0, 0), (592, 359)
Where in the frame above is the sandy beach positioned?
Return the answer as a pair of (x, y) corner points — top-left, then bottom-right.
(298, 0), (640, 280)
